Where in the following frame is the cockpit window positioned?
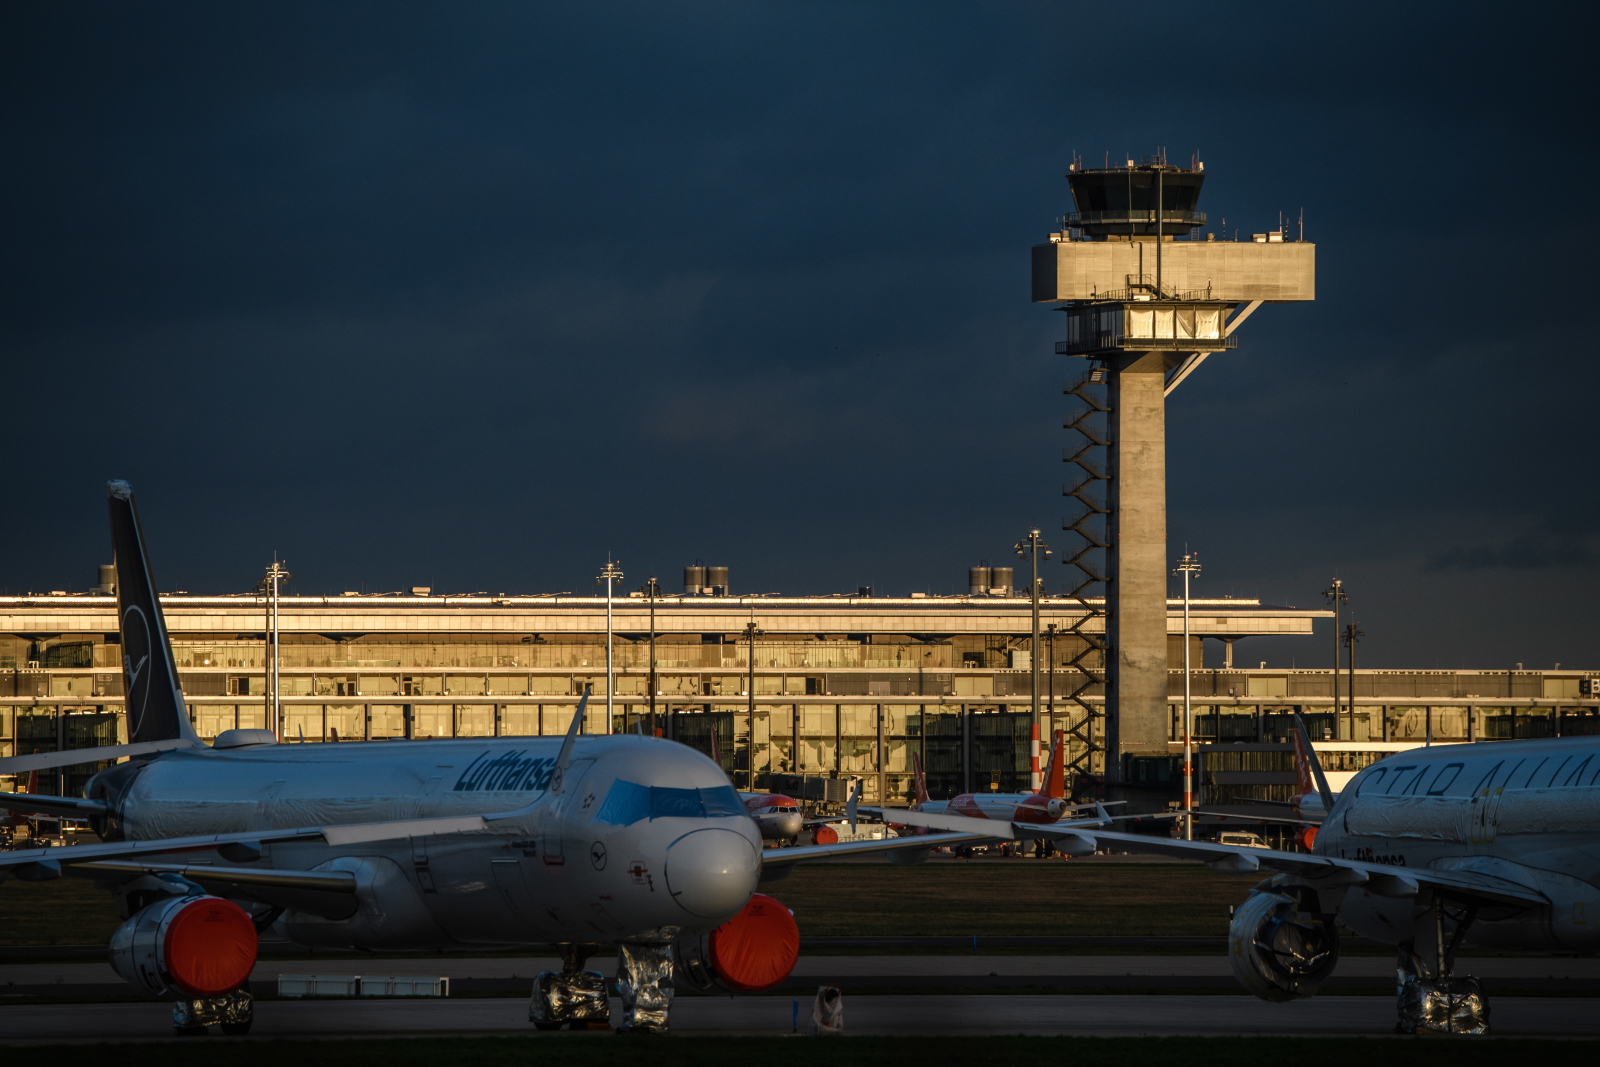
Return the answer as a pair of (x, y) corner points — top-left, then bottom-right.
(593, 781), (746, 826)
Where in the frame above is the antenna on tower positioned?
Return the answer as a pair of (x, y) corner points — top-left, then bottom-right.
(1299, 207), (1304, 242)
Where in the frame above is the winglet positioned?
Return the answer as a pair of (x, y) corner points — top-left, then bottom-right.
(547, 692), (588, 796)
(847, 777), (862, 834)
(1092, 801), (1112, 827)
(1291, 712), (1337, 812)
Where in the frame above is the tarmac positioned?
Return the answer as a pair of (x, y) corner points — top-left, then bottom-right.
(6, 954), (1600, 987)
(1, 994), (1598, 1041)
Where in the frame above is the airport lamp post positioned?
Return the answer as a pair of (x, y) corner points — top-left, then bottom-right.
(1322, 580), (1347, 732)
(260, 559), (290, 739)
(598, 558), (624, 735)
(642, 576), (661, 736)
(1174, 552), (1201, 840)
(1044, 622), (1060, 722)
(1015, 529), (1051, 791)
(743, 619), (764, 791)
(1343, 622), (1364, 742)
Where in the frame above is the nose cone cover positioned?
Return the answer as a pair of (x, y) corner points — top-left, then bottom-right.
(665, 828), (759, 919)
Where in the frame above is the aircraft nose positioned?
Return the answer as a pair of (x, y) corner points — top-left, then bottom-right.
(777, 813), (803, 838)
(665, 828), (759, 919)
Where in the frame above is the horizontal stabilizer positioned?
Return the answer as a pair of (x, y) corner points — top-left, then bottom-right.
(0, 738), (198, 776)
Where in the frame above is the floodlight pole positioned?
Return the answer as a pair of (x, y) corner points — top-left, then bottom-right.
(1015, 529), (1051, 791)
(1322, 580), (1347, 733)
(1174, 552), (1201, 840)
(598, 558), (624, 735)
(262, 559), (291, 739)
(1343, 622), (1364, 742)
(643, 576), (661, 736)
(743, 618), (764, 791)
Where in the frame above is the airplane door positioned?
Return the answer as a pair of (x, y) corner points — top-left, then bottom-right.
(540, 758), (595, 866)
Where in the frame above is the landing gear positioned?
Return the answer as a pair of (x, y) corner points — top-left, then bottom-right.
(172, 988), (253, 1035)
(614, 940), (674, 1033)
(1397, 893), (1487, 1035)
(529, 943), (611, 1031)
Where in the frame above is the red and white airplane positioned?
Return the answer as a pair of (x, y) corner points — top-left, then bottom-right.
(743, 793), (804, 840)
(912, 730), (1081, 824)
(882, 730), (1113, 833)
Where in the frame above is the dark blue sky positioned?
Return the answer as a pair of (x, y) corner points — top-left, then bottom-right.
(2, 2), (1593, 670)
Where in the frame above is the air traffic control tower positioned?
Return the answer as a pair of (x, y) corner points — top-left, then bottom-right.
(1032, 155), (1314, 787)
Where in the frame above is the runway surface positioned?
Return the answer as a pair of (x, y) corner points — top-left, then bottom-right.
(1, 994), (1597, 1041)
(7, 955), (1600, 986)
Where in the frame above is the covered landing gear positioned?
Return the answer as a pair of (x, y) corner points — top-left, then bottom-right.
(528, 939), (679, 1034)
(529, 943), (611, 1031)
(615, 940), (674, 1034)
(172, 989), (253, 1035)
(1397, 893), (1487, 1036)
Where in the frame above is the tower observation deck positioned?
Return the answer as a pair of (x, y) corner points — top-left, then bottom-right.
(1032, 155), (1315, 795)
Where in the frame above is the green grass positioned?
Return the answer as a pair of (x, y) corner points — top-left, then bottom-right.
(0, 876), (122, 946)
(16, 1037), (1598, 1064)
(773, 861), (1262, 937)
(0, 862), (1260, 949)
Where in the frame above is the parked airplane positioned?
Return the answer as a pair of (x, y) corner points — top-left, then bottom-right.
(743, 793), (805, 841)
(889, 713), (1600, 1034)
(889, 732), (1104, 827)
(0, 483), (995, 1036)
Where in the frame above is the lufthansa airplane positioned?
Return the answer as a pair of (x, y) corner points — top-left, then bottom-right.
(0, 483), (1006, 1035)
(886, 713), (1600, 1034)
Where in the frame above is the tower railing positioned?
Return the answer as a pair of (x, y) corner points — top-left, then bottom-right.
(1060, 370), (1110, 784)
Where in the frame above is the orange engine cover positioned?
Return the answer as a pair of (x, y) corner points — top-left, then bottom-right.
(110, 894), (258, 999)
(705, 893), (800, 992)
(1299, 826), (1318, 851)
(812, 826), (838, 845)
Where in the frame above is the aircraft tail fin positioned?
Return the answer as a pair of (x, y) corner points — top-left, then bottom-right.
(1043, 729), (1067, 798)
(912, 751), (930, 807)
(107, 482), (200, 747)
(1291, 713), (1336, 811)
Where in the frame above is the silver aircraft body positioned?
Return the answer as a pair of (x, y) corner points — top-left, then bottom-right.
(100, 733), (764, 949)
(0, 483), (998, 1036)
(889, 716), (1600, 1034)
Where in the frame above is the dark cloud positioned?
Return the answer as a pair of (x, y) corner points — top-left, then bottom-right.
(1, 1), (1595, 669)
(1427, 531), (1599, 572)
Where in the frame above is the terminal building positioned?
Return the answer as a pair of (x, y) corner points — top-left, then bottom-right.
(3, 577), (1597, 834)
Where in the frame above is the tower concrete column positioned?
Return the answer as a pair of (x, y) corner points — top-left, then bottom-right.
(1105, 349), (1169, 779)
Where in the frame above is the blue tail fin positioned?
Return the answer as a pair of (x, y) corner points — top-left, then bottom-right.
(108, 481), (200, 746)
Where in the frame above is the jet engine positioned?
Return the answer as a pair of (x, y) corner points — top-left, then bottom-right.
(109, 894), (258, 999)
(675, 893), (799, 993)
(1228, 888), (1339, 1002)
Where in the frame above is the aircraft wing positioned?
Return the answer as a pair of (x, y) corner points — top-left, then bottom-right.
(858, 807), (1015, 838)
(1193, 807), (1323, 827)
(0, 739), (201, 776)
(0, 813), (492, 883)
(0, 793), (110, 819)
(1026, 826), (1548, 908)
(857, 804), (1162, 842)
(72, 860), (356, 893)
(761, 830), (1000, 867)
